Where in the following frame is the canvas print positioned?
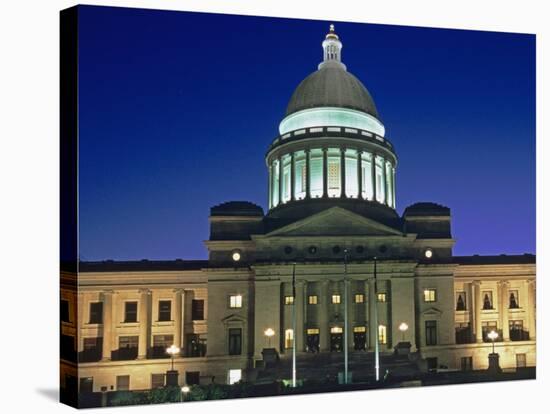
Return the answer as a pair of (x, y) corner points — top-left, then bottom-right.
(60, 5), (536, 408)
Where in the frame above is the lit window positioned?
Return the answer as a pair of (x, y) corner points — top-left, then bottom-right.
(423, 289), (436, 302)
(482, 291), (493, 310)
(375, 156), (385, 203)
(354, 294), (364, 303)
(378, 325), (387, 344)
(284, 296), (294, 305)
(377, 293), (386, 303)
(330, 327), (343, 334)
(332, 294), (341, 304)
(285, 329), (294, 348)
(327, 148), (341, 196)
(345, 149), (358, 198)
(272, 159), (280, 207)
(309, 149), (323, 198)
(361, 153), (374, 200)
(228, 369), (242, 385)
(353, 326), (366, 333)
(456, 292), (467, 311)
(509, 290), (519, 309)
(307, 328), (320, 335)
(308, 295), (318, 305)
(229, 295), (242, 308)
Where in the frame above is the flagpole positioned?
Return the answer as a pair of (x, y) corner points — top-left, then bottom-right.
(373, 256), (380, 382)
(343, 249), (349, 384)
(292, 262), (297, 388)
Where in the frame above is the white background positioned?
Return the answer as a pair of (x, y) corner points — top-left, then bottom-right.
(0, 0), (547, 413)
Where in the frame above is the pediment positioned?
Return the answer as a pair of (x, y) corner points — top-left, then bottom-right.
(221, 314), (247, 324)
(421, 307), (443, 317)
(265, 207), (403, 238)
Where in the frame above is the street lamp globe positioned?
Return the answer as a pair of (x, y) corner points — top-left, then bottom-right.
(166, 344), (181, 371)
(399, 322), (408, 341)
(181, 386), (190, 393)
(264, 328), (275, 347)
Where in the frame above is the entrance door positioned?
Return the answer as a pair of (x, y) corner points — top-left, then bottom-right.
(306, 329), (320, 353)
(353, 331), (366, 350)
(330, 327), (343, 352)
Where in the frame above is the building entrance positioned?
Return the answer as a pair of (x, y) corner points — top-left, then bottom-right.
(330, 327), (343, 352)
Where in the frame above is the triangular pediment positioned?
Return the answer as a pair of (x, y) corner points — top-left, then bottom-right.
(421, 307), (443, 317)
(266, 207), (403, 238)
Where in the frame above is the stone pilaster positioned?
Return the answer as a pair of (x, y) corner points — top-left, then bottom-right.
(319, 279), (329, 351)
(499, 281), (510, 341)
(473, 281), (482, 343)
(101, 290), (114, 361)
(138, 289), (151, 359)
(173, 289), (183, 350)
(527, 280), (536, 340)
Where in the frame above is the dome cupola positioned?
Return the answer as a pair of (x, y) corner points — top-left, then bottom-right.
(266, 25), (397, 217)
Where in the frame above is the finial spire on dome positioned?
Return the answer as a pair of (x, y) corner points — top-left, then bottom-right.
(319, 23), (345, 70)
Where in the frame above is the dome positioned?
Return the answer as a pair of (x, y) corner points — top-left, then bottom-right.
(286, 62), (379, 118)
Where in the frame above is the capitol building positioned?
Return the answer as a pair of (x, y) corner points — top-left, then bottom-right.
(60, 25), (536, 395)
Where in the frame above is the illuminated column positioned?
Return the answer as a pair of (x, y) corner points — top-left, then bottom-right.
(174, 289), (183, 349)
(290, 152), (296, 202)
(357, 151), (363, 199)
(473, 281), (482, 343)
(138, 289), (151, 359)
(296, 281), (304, 351)
(319, 280), (329, 351)
(302, 280), (308, 349)
(278, 155), (283, 205)
(371, 153), (377, 202)
(101, 290), (113, 361)
(305, 149), (311, 199)
(322, 148), (328, 198)
(527, 280), (536, 339)
(368, 278), (377, 349)
(382, 157), (388, 206)
(340, 148), (346, 198)
(77, 292), (84, 352)
(499, 281), (510, 341)
(267, 164), (273, 209)
(392, 167), (396, 208)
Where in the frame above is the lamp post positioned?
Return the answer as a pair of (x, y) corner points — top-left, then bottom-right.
(488, 330), (498, 354)
(399, 322), (409, 342)
(180, 385), (190, 402)
(166, 344), (180, 371)
(264, 328), (275, 348)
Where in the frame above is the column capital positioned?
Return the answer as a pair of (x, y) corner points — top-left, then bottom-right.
(498, 280), (510, 287)
(102, 289), (115, 296)
(139, 288), (152, 294)
(526, 279), (536, 286)
(472, 280), (482, 286)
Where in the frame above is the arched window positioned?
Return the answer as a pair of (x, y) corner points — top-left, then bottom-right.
(456, 292), (466, 311)
(509, 291), (519, 309)
(482, 292), (493, 310)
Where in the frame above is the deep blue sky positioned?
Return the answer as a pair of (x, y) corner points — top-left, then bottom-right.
(78, 5), (535, 260)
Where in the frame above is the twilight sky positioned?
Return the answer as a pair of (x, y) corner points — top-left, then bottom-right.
(78, 5), (535, 260)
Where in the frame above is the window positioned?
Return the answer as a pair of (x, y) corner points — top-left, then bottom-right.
(124, 302), (138, 323)
(79, 377), (93, 393)
(229, 295), (242, 308)
(158, 300), (171, 322)
(375, 156), (385, 203)
(294, 151), (306, 200)
(272, 159), (280, 206)
(284, 296), (294, 305)
(460, 356), (473, 371)
(332, 294), (341, 304)
(228, 328), (242, 355)
(116, 375), (130, 391)
(61, 300), (70, 323)
(282, 155), (291, 203)
(378, 325), (387, 345)
(151, 374), (165, 389)
(117, 336), (138, 360)
(361, 153), (373, 200)
(186, 371), (200, 385)
(423, 289), (437, 302)
(186, 333), (207, 357)
(308, 295), (318, 305)
(345, 149), (358, 197)
(425, 320), (437, 346)
(192, 299), (204, 320)
(152, 335), (174, 358)
(509, 290), (519, 309)
(377, 293), (386, 302)
(89, 302), (103, 324)
(455, 323), (473, 344)
(456, 292), (467, 311)
(509, 320), (528, 341)
(482, 321), (499, 342)
(516, 353), (527, 368)
(354, 294), (365, 304)
(81, 337), (103, 362)
(482, 291), (493, 310)
(285, 329), (294, 349)
(228, 369), (242, 385)
(327, 148), (341, 197)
